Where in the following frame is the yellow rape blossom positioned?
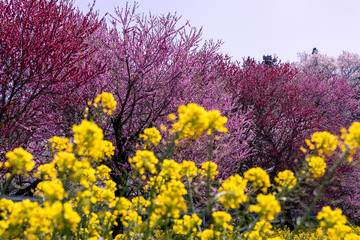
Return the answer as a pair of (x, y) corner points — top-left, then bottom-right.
(48, 136), (71, 152)
(342, 122), (360, 148)
(35, 178), (67, 201)
(199, 229), (221, 240)
(144, 175), (165, 194)
(316, 206), (354, 239)
(53, 151), (77, 172)
(344, 233), (360, 240)
(212, 211), (233, 230)
(249, 194), (281, 221)
(103, 140), (116, 158)
(62, 202), (81, 231)
(115, 197), (133, 216)
(307, 156), (327, 178)
(153, 180), (187, 218)
(96, 165), (112, 179)
(159, 159), (182, 180)
(0, 199), (80, 238)
(4, 148), (35, 176)
(341, 122), (360, 162)
(171, 103), (228, 140)
(131, 197), (150, 214)
(173, 214), (202, 235)
(326, 224), (352, 240)
(218, 174), (248, 209)
(139, 127), (162, 146)
(244, 219), (274, 240)
(128, 150), (158, 174)
(309, 131), (338, 156)
(172, 103), (209, 139)
(121, 209), (142, 228)
(35, 162), (57, 180)
(201, 161), (219, 180)
(317, 206), (347, 230)
(154, 193), (187, 219)
(274, 170), (297, 192)
(207, 110), (228, 134)
(168, 113), (176, 121)
(73, 120), (115, 161)
(244, 167), (271, 193)
(180, 160), (198, 181)
(6, 97), (360, 239)
(94, 92), (117, 115)
(1, 200), (41, 238)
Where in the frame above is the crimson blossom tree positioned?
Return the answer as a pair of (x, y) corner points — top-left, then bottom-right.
(0, 0), (105, 162)
(226, 58), (358, 176)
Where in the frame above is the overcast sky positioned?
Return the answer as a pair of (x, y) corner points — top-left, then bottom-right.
(74, 0), (360, 63)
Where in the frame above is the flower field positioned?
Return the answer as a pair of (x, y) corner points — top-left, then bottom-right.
(1, 92), (360, 239)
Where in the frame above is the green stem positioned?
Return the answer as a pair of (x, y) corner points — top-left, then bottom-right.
(160, 131), (180, 161)
(1, 172), (15, 196)
(187, 175), (203, 233)
(187, 175), (196, 214)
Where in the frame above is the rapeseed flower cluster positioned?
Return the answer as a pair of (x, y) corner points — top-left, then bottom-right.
(4, 148), (35, 176)
(249, 194), (281, 221)
(159, 159), (182, 180)
(302, 122), (360, 180)
(342, 122), (360, 148)
(244, 167), (272, 193)
(306, 156), (327, 178)
(73, 120), (114, 161)
(217, 174), (248, 209)
(270, 226), (360, 239)
(173, 214), (202, 236)
(153, 179), (188, 219)
(180, 160), (198, 181)
(92, 92), (117, 115)
(341, 122), (360, 161)
(171, 103), (228, 140)
(49, 136), (71, 151)
(244, 219), (274, 240)
(274, 170), (297, 191)
(0, 199), (81, 238)
(316, 206), (354, 239)
(198, 229), (220, 240)
(0, 93), (119, 239)
(128, 150), (158, 174)
(35, 178), (67, 201)
(200, 161), (219, 180)
(307, 131), (338, 156)
(2, 93), (360, 239)
(131, 196), (150, 214)
(212, 211), (233, 230)
(139, 127), (162, 147)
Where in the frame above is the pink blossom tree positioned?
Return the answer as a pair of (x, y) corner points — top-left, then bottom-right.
(86, 3), (253, 184)
(169, 52), (254, 179)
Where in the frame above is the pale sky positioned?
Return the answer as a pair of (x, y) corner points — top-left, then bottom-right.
(74, 0), (360, 63)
